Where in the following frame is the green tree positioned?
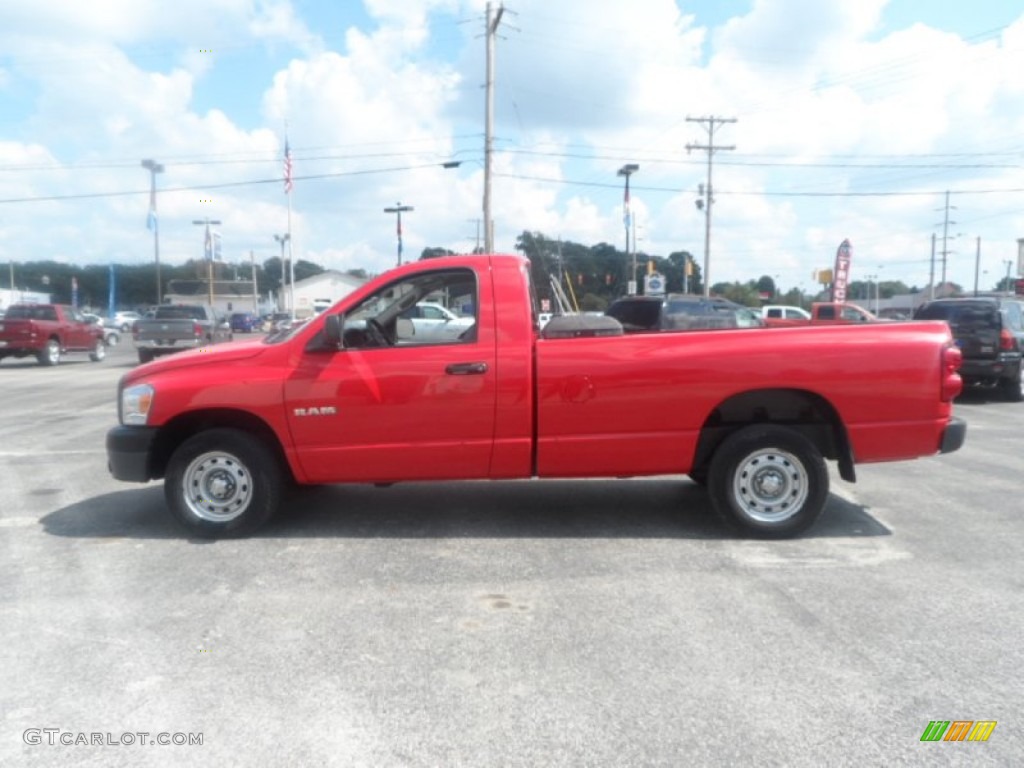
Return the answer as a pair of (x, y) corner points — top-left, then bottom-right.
(420, 247), (456, 260)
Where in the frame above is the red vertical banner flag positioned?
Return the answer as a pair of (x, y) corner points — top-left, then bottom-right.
(283, 137), (293, 194)
(831, 239), (853, 302)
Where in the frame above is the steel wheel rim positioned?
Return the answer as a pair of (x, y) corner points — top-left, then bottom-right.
(732, 447), (809, 523)
(47, 342), (59, 364)
(181, 450), (253, 522)
(94, 340), (105, 360)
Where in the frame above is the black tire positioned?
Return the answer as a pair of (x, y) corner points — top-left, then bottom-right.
(1000, 366), (1023, 403)
(707, 425), (829, 538)
(687, 467), (708, 486)
(37, 338), (61, 366)
(164, 428), (283, 538)
(89, 338), (106, 362)
(138, 349), (154, 364)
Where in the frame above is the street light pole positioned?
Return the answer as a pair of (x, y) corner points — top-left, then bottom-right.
(274, 234), (290, 311)
(617, 164), (639, 295)
(141, 159), (164, 304)
(193, 218), (222, 309)
(865, 273), (878, 314)
(384, 203), (414, 267)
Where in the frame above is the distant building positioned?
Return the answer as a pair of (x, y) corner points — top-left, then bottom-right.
(285, 270), (366, 316)
(0, 288), (51, 309)
(165, 279), (263, 316)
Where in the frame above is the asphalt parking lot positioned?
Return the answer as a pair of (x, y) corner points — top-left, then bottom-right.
(1, 339), (1021, 766)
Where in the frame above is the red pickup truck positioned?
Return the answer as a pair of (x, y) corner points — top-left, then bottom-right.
(106, 254), (965, 539)
(763, 301), (878, 327)
(0, 303), (106, 366)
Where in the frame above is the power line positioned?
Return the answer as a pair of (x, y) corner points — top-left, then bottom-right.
(0, 162), (459, 204)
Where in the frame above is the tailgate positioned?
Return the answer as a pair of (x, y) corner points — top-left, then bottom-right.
(947, 308), (1000, 361)
(0, 320), (37, 344)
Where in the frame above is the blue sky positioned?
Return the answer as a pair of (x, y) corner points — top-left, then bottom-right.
(1, 0), (1023, 297)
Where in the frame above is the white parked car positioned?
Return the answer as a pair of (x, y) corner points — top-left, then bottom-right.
(399, 302), (475, 342)
(82, 312), (121, 346)
(111, 310), (141, 332)
(761, 305), (812, 321)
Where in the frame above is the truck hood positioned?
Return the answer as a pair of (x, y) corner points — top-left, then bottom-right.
(125, 339), (268, 382)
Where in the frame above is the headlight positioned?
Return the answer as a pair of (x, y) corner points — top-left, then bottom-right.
(121, 384), (154, 425)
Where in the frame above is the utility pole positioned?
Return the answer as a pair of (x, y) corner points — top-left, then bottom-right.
(193, 218), (222, 310)
(928, 233), (936, 301)
(973, 237), (981, 297)
(483, 1), (505, 254)
(251, 250), (259, 313)
(687, 116), (736, 297)
(937, 190), (956, 286)
(617, 164), (639, 294)
(384, 203), (414, 266)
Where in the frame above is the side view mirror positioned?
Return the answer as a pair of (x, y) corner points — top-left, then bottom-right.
(324, 314), (344, 346)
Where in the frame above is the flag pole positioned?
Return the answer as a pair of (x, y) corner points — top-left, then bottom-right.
(287, 192), (295, 320)
(284, 125), (296, 320)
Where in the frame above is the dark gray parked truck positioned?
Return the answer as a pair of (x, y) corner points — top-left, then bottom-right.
(132, 304), (233, 364)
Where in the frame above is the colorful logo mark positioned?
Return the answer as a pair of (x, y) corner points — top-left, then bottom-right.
(920, 720), (997, 742)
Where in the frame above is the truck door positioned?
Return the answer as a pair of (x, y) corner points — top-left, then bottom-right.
(63, 306), (92, 349)
(283, 267), (498, 483)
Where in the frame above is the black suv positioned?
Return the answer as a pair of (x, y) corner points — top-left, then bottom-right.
(913, 296), (1024, 401)
(606, 294), (764, 332)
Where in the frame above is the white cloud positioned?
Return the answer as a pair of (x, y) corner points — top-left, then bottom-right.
(1, 0), (1024, 294)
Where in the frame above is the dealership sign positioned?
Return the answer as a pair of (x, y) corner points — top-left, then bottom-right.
(830, 239), (853, 303)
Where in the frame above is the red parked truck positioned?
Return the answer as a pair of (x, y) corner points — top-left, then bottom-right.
(762, 301), (879, 327)
(106, 254), (965, 539)
(0, 303), (106, 366)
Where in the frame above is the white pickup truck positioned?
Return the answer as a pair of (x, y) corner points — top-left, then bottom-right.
(399, 301), (475, 342)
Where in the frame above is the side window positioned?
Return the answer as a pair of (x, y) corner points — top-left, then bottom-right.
(1004, 302), (1023, 331)
(817, 306), (836, 320)
(341, 268), (478, 349)
(842, 307), (865, 322)
(43, 306), (59, 321)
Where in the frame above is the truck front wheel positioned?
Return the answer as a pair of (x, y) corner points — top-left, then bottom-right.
(89, 338), (106, 362)
(165, 428), (283, 538)
(708, 425), (828, 538)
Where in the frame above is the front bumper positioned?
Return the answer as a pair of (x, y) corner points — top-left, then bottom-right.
(106, 425), (158, 482)
(939, 417), (967, 454)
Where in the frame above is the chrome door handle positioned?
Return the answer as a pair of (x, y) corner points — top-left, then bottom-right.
(445, 362), (488, 375)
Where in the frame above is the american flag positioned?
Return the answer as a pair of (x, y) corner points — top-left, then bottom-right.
(283, 137), (293, 194)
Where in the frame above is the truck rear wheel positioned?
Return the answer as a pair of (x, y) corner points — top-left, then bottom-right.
(138, 349), (154, 364)
(708, 425), (828, 538)
(37, 338), (61, 366)
(165, 428), (283, 538)
(1000, 366), (1023, 402)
